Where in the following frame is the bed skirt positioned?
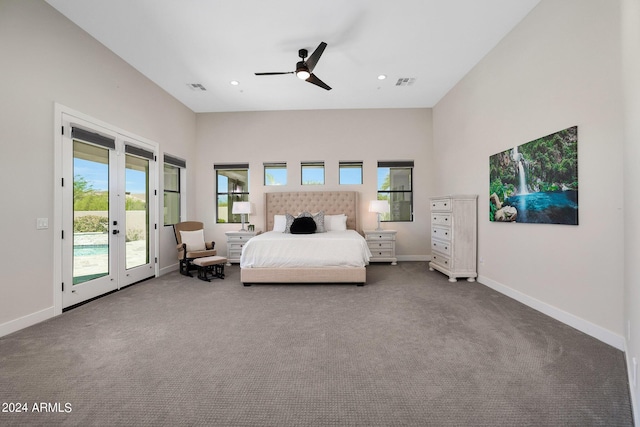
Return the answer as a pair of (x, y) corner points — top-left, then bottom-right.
(241, 267), (366, 285)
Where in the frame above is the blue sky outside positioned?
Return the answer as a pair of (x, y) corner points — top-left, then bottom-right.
(74, 158), (146, 193)
(302, 167), (324, 184)
(377, 167), (389, 190)
(339, 167), (362, 185)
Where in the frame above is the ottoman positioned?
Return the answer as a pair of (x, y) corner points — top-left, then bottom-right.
(192, 256), (227, 282)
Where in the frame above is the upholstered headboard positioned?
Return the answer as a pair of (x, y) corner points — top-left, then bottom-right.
(265, 191), (359, 232)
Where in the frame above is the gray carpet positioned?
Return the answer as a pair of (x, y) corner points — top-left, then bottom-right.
(0, 262), (633, 426)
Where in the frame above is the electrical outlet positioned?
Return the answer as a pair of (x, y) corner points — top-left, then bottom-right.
(479, 257), (485, 265)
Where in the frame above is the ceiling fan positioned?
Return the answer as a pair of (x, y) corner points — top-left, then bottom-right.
(255, 42), (332, 91)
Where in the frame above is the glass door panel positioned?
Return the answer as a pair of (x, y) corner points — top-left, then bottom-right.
(124, 154), (149, 270)
(73, 140), (110, 285)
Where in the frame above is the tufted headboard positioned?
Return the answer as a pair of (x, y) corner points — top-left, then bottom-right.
(265, 191), (359, 232)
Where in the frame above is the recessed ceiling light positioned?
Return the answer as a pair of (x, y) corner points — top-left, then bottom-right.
(230, 80), (239, 86)
(377, 74), (387, 80)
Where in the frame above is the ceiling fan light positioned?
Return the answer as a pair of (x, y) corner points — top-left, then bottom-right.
(295, 61), (310, 80)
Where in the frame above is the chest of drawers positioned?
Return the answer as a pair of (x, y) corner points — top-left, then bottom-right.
(428, 195), (477, 282)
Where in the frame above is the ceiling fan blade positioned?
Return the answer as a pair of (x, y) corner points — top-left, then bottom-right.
(306, 73), (332, 91)
(254, 72), (294, 76)
(305, 42), (327, 73)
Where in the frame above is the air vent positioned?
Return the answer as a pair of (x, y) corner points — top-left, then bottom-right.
(187, 83), (207, 91)
(395, 78), (416, 87)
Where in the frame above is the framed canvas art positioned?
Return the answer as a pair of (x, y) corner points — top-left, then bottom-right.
(489, 126), (578, 225)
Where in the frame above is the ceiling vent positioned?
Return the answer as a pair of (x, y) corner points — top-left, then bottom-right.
(187, 83), (207, 91)
(395, 78), (416, 87)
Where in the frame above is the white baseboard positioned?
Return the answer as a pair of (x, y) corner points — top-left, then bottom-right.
(159, 263), (179, 276)
(478, 275), (625, 350)
(624, 341), (640, 427)
(0, 306), (55, 338)
(397, 255), (430, 262)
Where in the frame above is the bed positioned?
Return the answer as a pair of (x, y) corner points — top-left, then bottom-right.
(240, 191), (370, 285)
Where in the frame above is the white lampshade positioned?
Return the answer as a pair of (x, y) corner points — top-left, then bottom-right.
(232, 201), (252, 215)
(369, 200), (390, 214)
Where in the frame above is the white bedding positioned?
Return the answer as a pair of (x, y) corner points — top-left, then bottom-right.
(240, 230), (371, 268)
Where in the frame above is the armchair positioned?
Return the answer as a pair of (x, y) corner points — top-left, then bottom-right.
(173, 221), (217, 276)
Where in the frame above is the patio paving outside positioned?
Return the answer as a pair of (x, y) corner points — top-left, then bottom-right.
(74, 233), (148, 278)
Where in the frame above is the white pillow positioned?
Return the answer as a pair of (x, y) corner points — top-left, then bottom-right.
(180, 229), (206, 251)
(325, 214), (347, 231)
(273, 215), (287, 232)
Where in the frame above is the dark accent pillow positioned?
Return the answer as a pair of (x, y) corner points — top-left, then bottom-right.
(290, 216), (317, 234)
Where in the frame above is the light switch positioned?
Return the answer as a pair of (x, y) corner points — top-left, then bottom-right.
(36, 218), (48, 230)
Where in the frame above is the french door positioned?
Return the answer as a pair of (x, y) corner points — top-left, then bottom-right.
(60, 113), (157, 308)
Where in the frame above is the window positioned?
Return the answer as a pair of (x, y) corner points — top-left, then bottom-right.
(339, 161), (363, 185)
(301, 161), (324, 185)
(264, 162), (287, 186)
(215, 164), (249, 223)
(163, 154), (185, 226)
(377, 161), (413, 222)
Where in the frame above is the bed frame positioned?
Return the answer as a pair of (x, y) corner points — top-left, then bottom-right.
(240, 191), (366, 285)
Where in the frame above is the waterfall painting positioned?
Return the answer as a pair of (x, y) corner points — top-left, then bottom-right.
(489, 126), (578, 225)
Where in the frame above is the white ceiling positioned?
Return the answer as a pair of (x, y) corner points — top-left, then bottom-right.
(45, 0), (540, 113)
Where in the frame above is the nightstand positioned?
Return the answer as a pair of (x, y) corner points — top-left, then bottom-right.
(225, 230), (259, 265)
(364, 230), (397, 265)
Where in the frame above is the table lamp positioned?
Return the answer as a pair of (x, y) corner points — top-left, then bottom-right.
(369, 200), (390, 231)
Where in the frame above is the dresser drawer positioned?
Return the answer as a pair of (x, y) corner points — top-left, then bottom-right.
(431, 239), (451, 256)
(431, 253), (451, 269)
(365, 233), (396, 241)
(228, 249), (243, 257)
(430, 198), (452, 212)
(227, 235), (252, 243)
(431, 226), (451, 241)
(228, 242), (247, 251)
(371, 249), (394, 258)
(431, 214), (451, 226)
(367, 241), (394, 250)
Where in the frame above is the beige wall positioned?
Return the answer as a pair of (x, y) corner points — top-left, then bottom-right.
(0, 0), (196, 329)
(194, 109), (434, 257)
(622, 0), (640, 422)
(434, 0), (625, 344)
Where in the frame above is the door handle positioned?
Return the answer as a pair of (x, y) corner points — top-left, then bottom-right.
(113, 230), (120, 235)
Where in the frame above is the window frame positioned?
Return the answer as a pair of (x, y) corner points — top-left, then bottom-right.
(301, 161), (325, 185)
(163, 155), (185, 226)
(377, 161), (414, 222)
(339, 161), (363, 185)
(215, 163), (250, 224)
(264, 162), (287, 186)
